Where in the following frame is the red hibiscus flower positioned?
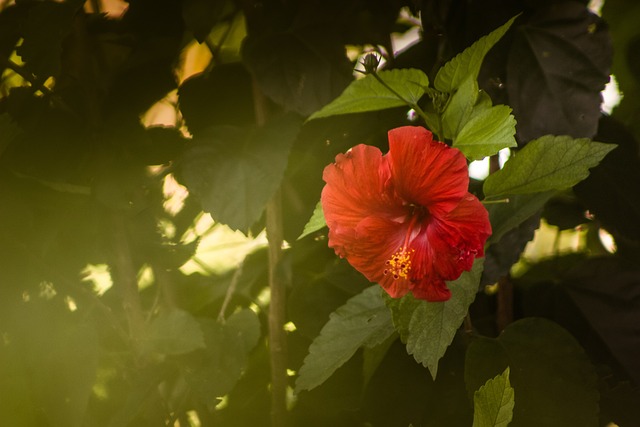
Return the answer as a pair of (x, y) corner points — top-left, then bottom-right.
(321, 126), (492, 302)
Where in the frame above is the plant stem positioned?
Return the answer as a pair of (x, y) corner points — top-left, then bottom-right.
(110, 213), (145, 356)
(252, 77), (288, 427)
(371, 72), (431, 126)
(266, 191), (288, 427)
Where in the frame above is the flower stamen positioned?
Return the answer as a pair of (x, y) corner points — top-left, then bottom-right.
(383, 247), (415, 280)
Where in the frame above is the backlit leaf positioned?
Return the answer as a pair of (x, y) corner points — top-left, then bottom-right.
(298, 201), (326, 240)
(453, 105), (517, 161)
(308, 69), (429, 120)
(484, 135), (616, 197)
(472, 367), (515, 427)
(435, 15), (518, 93)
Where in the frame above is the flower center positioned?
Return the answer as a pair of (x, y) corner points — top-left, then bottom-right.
(383, 210), (422, 280)
(383, 247), (415, 280)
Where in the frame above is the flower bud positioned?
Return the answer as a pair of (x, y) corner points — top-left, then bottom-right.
(361, 54), (380, 74)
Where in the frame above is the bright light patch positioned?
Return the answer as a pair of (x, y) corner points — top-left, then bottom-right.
(65, 296), (78, 312)
(283, 321), (297, 332)
(601, 75), (622, 114)
(180, 215), (267, 276)
(588, 0), (604, 15)
(137, 265), (155, 290)
(469, 157), (490, 180)
(163, 173), (189, 216)
(82, 264), (113, 296)
(469, 148), (511, 180)
(598, 228), (617, 253)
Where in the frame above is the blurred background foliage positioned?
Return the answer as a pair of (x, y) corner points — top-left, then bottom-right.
(0, 0), (638, 426)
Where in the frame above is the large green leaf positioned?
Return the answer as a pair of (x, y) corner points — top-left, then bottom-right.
(308, 69), (429, 120)
(435, 15), (518, 93)
(486, 191), (557, 245)
(472, 368), (515, 427)
(143, 309), (206, 356)
(179, 115), (300, 232)
(465, 318), (599, 427)
(295, 285), (395, 393)
(453, 105), (517, 161)
(297, 201), (326, 240)
(484, 136), (616, 198)
(385, 258), (484, 379)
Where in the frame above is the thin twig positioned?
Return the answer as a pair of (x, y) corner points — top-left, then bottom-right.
(217, 261), (244, 323)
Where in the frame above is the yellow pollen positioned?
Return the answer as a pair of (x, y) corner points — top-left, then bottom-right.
(383, 247), (415, 280)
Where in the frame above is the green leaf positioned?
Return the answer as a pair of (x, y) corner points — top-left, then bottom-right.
(179, 114), (300, 232)
(143, 309), (206, 356)
(295, 286), (395, 393)
(385, 258), (484, 379)
(453, 105), (517, 160)
(435, 15), (518, 93)
(362, 332), (397, 388)
(298, 201), (326, 240)
(441, 76), (517, 160)
(442, 76), (479, 139)
(308, 69), (429, 120)
(465, 318), (599, 427)
(486, 191), (556, 244)
(472, 367), (515, 427)
(483, 136), (616, 197)
(184, 309), (261, 403)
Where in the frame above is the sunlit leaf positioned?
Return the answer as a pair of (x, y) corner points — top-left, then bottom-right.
(472, 367), (515, 427)
(484, 136), (616, 197)
(453, 105), (517, 160)
(442, 76), (479, 139)
(386, 258), (484, 379)
(435, 15), (518, 93)
(309, 69), (429, 120)
(295, 286), (395, 393)
(298, 201), (326, 240)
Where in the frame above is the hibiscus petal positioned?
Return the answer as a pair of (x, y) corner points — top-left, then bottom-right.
(322, 144), (399, 231)
(429, 194), (492, 278)
(348, 216), (412, 298)
(387, 126), (469, 216)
